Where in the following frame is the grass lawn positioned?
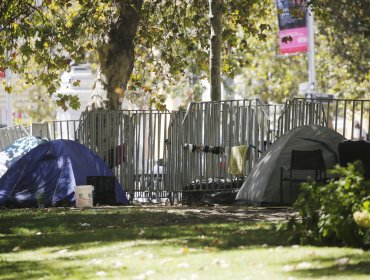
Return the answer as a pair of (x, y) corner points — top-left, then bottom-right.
(0, 206), (369, 279)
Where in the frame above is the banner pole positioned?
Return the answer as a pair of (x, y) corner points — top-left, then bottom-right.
(307, 4), (316, 93)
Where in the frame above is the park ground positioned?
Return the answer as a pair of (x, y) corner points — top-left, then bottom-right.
(0, 205), (369, 279)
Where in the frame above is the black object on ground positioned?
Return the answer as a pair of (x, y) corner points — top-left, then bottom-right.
(87, 176), (116, 206)
(202, 191), (237, 205)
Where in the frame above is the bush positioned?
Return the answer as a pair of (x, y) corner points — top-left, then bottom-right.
(291, 161), (370, 248)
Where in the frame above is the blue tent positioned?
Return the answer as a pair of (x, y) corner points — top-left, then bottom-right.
(0, 136), (48, 178)
(0, 139), (128, 207)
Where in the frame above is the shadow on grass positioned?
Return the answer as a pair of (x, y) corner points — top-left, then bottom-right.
(0, 207), (290, 253)
(0, 258), (106, 280)
(0, 260), (64, 280)
(287, 254), (370, 278)
(1, 208), (370, 279)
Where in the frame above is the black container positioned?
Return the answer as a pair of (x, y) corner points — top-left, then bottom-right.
(87, 176), (116, 206)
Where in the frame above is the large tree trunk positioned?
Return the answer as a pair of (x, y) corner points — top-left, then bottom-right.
(209, 0), (222, 101)
(85, 1), (143, 172)
(97, 0), (143, 110)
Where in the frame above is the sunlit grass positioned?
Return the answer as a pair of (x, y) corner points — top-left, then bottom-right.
(0, 207), (369, 279)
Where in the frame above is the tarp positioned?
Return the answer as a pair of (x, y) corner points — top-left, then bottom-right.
(236, 125), (345, 205)
(0, 139), (128, 207)
(0, 136), (48, 178)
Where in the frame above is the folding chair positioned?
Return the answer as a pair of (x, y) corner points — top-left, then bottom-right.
(280, 149), (326, 204)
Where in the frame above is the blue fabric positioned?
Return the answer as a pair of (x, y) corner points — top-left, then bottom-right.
(0, 139), (128, 207)
(2, 136), (48, 166)
(0, 136), (48, 178)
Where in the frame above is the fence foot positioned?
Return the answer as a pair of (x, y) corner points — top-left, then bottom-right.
(128, 192), (134, 203)
(166, 193), (174, 206)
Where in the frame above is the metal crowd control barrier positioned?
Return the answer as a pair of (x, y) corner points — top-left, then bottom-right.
(33, 120), (81, 140)
(76, 110), (171, 200)
(264, 103), (284, 143)
(277, 98), (370, 140)
(0, 124), (30, 151)
(3, 97), (368, 201)
(27, 100), (279, 202)
(166, 99), (279, 197)
(29, 100), (283, 201)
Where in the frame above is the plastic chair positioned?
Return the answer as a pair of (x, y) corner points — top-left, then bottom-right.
(338, 140), (370, 180)
(280, 149), (326, 204)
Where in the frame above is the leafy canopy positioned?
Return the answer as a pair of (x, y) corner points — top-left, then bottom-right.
(1, 0), (272, 109)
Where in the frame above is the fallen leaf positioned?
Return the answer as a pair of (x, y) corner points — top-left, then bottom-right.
(133, 270), (155, 280)
(88, 259), (103, 265)
(213, 259), (229, 268)
(79, 223), (90, 227)
(113, 261), (124, 268)
(336, 258), (350, 266)
(56, 249), (68, 254)
(96, 271), (106, 276)
(134, 250), (144, 256)
(296, 262), (312, 269)
(178, 262), (190, 268)
(12, 246), (20, 252)
(181, 246), (189, 254)
(283, 265), (294, 272)
(158, 258), (172, 265)
(212, 239), (220, 245)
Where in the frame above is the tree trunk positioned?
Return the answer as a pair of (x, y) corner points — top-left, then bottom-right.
(97, 0), (143, 110)
(209, 0), (222, 101)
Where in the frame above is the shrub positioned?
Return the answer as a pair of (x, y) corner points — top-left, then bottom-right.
(292, 161), (370, 248)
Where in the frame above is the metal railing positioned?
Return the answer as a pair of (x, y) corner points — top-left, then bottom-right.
(166, 99), (282, 193)
(29, 100), (282, 196)
(75, 110), (171, 198)
(277, 98), (370, 140)
(0, 124), (30, 151)
(2, 97), (369, 201)
(33, 120), (81, 140)
(1, 99), (283, 199)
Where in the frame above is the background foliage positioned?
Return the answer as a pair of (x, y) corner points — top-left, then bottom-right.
(0, 0), (369, 117)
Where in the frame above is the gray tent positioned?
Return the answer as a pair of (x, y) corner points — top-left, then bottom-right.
(236, 125), (345, 205)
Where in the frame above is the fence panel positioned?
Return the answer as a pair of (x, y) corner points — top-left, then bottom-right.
(166, 99), (277, 194)
(34, 120), (81, 140)
(0, 125), (30, 151)
(9, 99), (282, 199)
(277, 98), (370, 140)
(76, 110), (171, 199)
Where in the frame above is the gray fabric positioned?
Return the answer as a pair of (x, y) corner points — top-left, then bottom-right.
(235, 125), (345, 205)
